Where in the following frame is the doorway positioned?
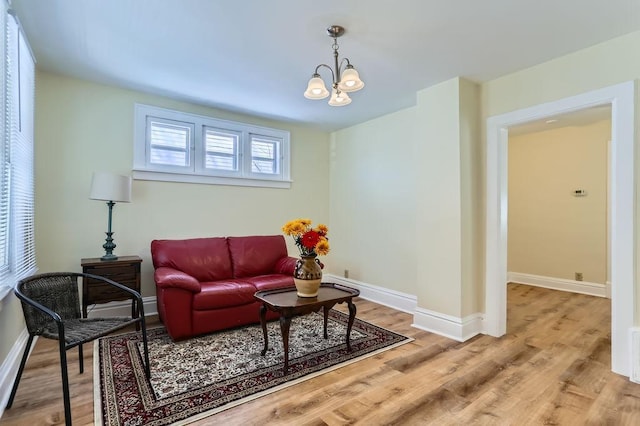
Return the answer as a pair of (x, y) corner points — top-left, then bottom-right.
(484, 81), (635, 377)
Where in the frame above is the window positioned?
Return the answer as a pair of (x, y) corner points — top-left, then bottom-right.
(0, 8), (37, 299)
(133, 104), (291, 188)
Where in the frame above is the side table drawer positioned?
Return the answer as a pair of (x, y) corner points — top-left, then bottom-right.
(85, 279), (137, 304)
(84, 265), (136, 282)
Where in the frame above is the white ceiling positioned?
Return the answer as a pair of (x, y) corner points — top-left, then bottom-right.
(10, 0), (640, 132)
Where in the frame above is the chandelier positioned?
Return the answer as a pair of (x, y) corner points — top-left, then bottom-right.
(303, 25), (365, 107)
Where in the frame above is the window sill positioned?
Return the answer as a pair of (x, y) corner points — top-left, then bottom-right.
(132, 169), (292, 189)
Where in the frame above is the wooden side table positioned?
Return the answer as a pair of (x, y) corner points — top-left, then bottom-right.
(81, 255), (142, 320)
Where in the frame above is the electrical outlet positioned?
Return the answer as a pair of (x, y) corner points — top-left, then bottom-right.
(575, 272), (583, 281)
(344, 269), (349, 278)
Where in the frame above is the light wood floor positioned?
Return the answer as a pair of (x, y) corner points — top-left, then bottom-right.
(2, 284), (639, 425)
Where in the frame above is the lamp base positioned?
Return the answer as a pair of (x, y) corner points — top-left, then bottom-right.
(101, 253), (118, 261)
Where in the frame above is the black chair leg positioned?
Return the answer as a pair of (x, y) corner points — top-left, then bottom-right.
(78, 344), (83, 374)
(59, 338), (72, 426)
(140, 317), (151, 379)
(6, 334), (34, 408)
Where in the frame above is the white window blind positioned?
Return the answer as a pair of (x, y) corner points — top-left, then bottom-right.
(147, 117), (192, 169)
(133, 104), (291, 188)
(250, 134), (279, 175)
(0, 9), (36, 296)
(204, 127), (239, 172)
(0, 2), (8, 283)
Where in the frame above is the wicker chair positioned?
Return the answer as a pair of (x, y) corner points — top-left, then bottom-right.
(6, 272), (150, 426)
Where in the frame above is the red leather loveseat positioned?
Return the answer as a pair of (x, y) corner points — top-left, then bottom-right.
(151, 235), (297, 340)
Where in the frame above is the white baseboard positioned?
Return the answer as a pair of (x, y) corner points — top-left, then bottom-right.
(86, 296), (158, 318)
(508, 272), (606, 298)
(324, 274), (417, 314)
(412, 308), (484, 342)
(324, 274), (483, 342)
(0, 329), (34, 420)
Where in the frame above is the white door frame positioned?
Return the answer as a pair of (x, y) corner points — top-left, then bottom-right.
(485, 81), (635, 377)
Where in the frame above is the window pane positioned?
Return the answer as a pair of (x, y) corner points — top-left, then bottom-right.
(148, 119), (190, 167)
(205, 128), (238, 171)
(251, 137), (279, 174)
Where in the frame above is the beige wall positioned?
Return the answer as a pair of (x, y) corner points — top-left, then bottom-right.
(508, 120), (610, 283)
(329, 106), (418, 294)
(0, 71), (330, 364)
(415, 79), (463, 316)
(331, 77), (481, 318)
(33, 72), (331, 291)
(459, 78), (482, 316)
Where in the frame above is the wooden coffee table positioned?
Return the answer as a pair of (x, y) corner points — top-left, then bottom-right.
(254, 282), (360, 373)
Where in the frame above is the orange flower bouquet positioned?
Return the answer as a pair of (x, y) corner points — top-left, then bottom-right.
(281, 218), (330, 257)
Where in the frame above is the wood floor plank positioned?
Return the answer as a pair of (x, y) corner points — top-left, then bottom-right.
(2, 284), (639, 425)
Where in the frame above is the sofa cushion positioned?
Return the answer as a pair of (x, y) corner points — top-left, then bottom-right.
(192, 281), (257, 310)
(245, 274), (295, 292)
(151, 237), (233, 282)
(228, 235), (288, 278)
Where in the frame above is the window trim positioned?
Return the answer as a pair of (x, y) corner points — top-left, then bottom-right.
(133, 104), (291, 188)
(1, 8), (37, 299)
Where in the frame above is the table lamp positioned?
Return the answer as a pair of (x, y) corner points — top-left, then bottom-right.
(89, 172), (132, 261)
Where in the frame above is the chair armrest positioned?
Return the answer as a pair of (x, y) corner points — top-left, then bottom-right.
(83, 273), (142, 298)
(274, 256), (300, 275)
(13, 288), (63, 324)
(83, 273), (145, 315)
(154, 267), (201, 293)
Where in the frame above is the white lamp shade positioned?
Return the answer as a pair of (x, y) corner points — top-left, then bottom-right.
(328, 88), (352, 107)
(89, 172), (132, 202)
(304, 76), (330, 99)
(338, 67), (364, 92)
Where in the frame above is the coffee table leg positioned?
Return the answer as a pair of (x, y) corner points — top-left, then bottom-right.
(323, 306), (329, 339)
(280, 315), (292, 374)
(346, 300), (357, 351)
(260, 304), (268, 356)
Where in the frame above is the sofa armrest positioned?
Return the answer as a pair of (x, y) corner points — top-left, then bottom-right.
(274, 256), (299, 275)
(154, 267), (201, 293)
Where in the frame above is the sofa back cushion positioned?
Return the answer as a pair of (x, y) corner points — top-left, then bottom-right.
(228, 235), (288, 278)
(151, 237), (233, 282)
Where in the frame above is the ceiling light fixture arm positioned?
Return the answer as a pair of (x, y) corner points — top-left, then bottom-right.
(313, 63), (336, 86)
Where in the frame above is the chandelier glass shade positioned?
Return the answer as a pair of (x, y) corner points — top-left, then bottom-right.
(304, 25), (364, 106)
(328, 87), (351, 106)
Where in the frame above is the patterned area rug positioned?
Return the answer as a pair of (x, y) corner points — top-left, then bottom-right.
(94, 309), (412, 425)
